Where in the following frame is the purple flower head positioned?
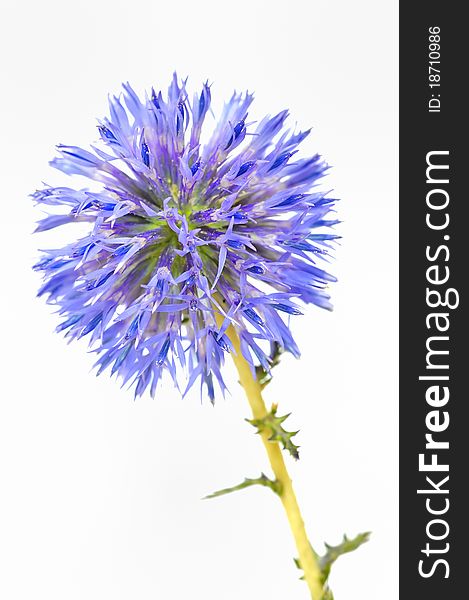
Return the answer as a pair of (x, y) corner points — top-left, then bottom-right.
(33, 74), (338, 401)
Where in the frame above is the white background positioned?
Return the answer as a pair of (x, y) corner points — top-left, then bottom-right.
(0, 1), (398, 599)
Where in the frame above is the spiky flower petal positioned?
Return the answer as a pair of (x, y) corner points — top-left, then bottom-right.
(33, 75), (338, 401)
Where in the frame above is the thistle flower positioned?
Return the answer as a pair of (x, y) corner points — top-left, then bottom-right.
(33, 74), (338, 401)
(32, 76), (365, 600)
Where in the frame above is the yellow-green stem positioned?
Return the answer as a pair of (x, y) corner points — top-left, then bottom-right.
(216, 312), (324, 599)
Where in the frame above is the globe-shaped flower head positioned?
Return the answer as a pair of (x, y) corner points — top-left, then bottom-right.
(33, 75), (338, 400)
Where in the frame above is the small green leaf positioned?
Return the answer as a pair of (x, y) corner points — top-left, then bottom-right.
(294, 532), (370, 588)
(204, 473), (283, 500)
(247, 403), (300, 459)
(319, 532), (371, 582)
(255, 342), (284, 389)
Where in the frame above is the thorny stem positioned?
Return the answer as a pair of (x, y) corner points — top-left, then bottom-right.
(215, 310), (324, 600)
